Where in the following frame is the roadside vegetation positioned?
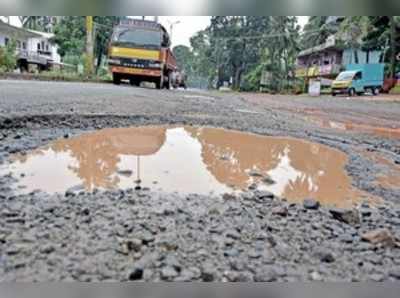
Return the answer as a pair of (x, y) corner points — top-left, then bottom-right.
(0, 40), (17, 73)
(174, 16), (400, 92)
(2, 16), (399, 92)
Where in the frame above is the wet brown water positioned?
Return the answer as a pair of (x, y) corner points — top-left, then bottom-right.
(1, 126), (373, 207)
(307, 116), (400, 139)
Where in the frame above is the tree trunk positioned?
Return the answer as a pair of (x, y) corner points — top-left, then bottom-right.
(234, 67), (242, 90)
(390, 16), (396, 78)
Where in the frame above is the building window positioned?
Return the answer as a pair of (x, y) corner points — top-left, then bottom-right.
(16, 40), (21, 49)
(37, 43), (41, 50)
(46, 44), (49, 51)
(22, 42), (27, 50)
(5, 37), (9, 45)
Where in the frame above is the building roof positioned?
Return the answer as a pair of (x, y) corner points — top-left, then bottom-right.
(0, 20), (42, 39)
(26, 29), (55, 39)
(298, 35), (339, 57)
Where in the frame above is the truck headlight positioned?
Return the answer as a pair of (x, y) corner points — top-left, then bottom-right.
(149, 62), (161, 68)
(108, 58), (121, 65)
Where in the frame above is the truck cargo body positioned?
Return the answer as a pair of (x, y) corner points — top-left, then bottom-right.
(331, 63), (384, 96)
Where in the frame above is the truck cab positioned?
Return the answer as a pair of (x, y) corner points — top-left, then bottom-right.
(108, 19), (177, 89)
(331, 63), (384, 96)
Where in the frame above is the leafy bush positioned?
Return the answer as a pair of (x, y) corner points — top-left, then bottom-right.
(0, 41), (17, 72)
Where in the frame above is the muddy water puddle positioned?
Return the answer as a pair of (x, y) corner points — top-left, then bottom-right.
(1, 126), (374, 207)
(306, 116), (400, 139)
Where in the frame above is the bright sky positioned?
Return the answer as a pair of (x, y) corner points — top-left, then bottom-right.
(3, 16), (309, 47)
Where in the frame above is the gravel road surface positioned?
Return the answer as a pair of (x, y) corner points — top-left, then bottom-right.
(0, 80), (400, 281)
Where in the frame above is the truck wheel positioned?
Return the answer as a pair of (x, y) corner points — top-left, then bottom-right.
(372, 87), (380, 96)
(348, 88), (355, 97)
(129, 78), (140, 87)
(331, 92), (336, 97)
(155, 75), (163, 89)
(163, 72), (172, 90)
(113, 73), (121, 85)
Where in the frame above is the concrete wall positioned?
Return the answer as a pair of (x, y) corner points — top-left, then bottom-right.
(342, 49), (381, 65)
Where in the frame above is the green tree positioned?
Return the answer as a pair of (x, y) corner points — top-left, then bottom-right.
(0, 40), (17, 72)
(362, 16), (400, 76)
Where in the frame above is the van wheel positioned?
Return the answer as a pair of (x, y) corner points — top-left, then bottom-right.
(372, 87), (380, 96)
(348, 88), (355, 97)
(113, 73), (121, 85)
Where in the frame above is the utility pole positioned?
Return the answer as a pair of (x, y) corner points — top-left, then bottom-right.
(85, 16), (94, 76)
(167, 20), (181, 45)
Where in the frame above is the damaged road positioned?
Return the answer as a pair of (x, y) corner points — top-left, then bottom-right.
(0, 80), (400, 281)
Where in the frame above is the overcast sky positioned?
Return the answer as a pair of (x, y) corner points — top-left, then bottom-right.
(3, 16), (309, 47)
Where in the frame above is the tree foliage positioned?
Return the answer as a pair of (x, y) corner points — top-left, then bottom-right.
(52, 16), (123, 72)
(0, 40), (17, 72)
(177, 16), (300, 91)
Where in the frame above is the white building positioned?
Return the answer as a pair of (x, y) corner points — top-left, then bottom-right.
(0, 20), (61, 71)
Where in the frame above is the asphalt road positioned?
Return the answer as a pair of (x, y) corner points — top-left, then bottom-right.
(1, 79), (400, 281)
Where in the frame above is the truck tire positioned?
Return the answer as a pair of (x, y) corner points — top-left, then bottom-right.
(348, 88), (355, 97)
(129, 77), (140, 87)
(113, 73), (121, 85)
(372, 87), (380, 96)
(155, 75), (163, 89)
(163, 72), (172, 90)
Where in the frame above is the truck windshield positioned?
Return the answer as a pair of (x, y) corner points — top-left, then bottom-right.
(112, 28), (161, 49)
(336, 72), (355, 81)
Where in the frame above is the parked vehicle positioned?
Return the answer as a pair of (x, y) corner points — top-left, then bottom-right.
(172, 70), (187, 89)
(331, 63), (384, 96)
(108, 19), (178, 89)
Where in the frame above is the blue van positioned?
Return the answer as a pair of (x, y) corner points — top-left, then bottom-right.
(331, 63), (384, 96)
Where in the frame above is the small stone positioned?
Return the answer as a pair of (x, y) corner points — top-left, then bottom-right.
(360, 208), (372, 217)
(161, 266), (179, 280)
(248, 249), (261, 259)
(303, 198), (320, 210)
(125, 238), (142, 252)
(128, 267), (143, 280)
(225, 229), (241, 240)
(224, 248), (240, 258)
(248, 169), (263, 177)
(272, 206), (288, 217)
(262, 176), (276, 185)
(117, 170), (133, 177)
(201, 266), (215, 282)
(255, 190), (274, 199)
(310, 271), (322, 281)
(361, 229), (400, 247)
(248, 183), (258, 190)
(369, 274), (384, 281)
(389, 267), (400, 279)
(222, 193), (236, 200)
(339, 234), (354, 243)
(320, 252), (335, 263)
(81, 208), (90, 216)
(40, 245), (55, 254)
(65, 184), (85, 197)
(254, 266), (278, 281)
(329, 208), (360, 225)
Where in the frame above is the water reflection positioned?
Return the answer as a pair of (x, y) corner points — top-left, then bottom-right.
(2, 126), (373, 207)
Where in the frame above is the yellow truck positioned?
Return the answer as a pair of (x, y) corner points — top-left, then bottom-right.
(108, 19), (178, 89)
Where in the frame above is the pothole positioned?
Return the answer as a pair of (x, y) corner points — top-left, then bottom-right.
(0, 126), (375, 207)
